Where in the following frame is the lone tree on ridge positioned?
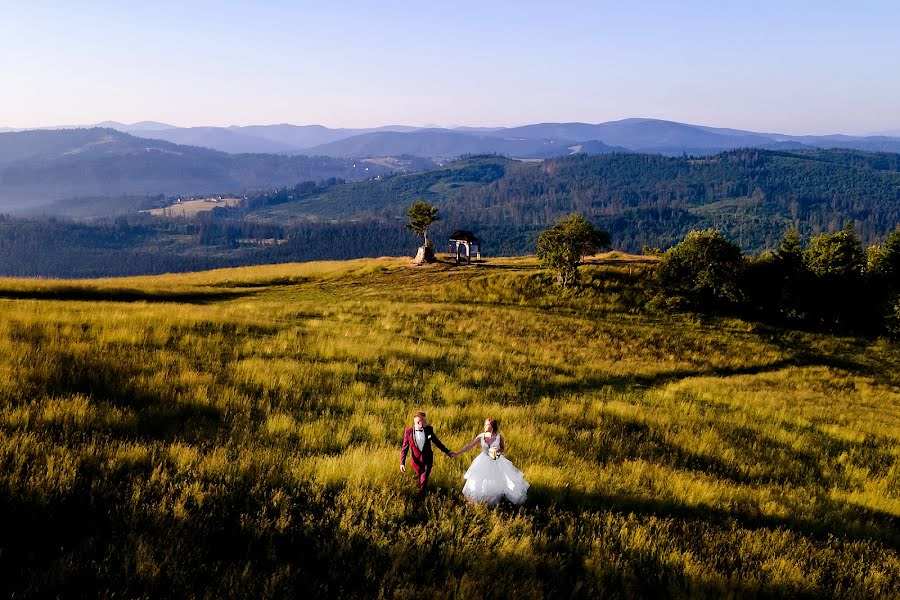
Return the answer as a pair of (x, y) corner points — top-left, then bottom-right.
(537, 214), (610, 286)
(405, 200), (440, 263)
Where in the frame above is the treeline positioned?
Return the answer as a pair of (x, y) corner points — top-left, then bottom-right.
(0, 217), (413, 278)
(238, 149), (900, 255)
(448, 150), (900, 253)
(654, 224), (900, 335)
(3, 148), (900, 278)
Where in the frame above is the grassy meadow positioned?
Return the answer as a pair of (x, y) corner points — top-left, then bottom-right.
(1, 253), (898, 598)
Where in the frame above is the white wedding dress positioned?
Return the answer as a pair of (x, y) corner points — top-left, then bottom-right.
(462, 433), (529, 505)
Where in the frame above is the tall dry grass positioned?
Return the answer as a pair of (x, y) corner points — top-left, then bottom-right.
(0, 254), (897, 598)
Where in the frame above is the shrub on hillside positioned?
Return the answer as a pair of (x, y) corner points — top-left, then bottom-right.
(537, 214), (610, 286)
(803, 223), (866, 281)
(802, 223), (870, 328)
(867, 227), (900, 291)
(656, 230), (744, 309)
(740, 251), (784, 316)
(886, 294), (900, 337)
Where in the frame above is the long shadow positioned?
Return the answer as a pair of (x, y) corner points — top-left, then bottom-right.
(0, 483), (834, 599)
(529, 482), (900, 552)
(0, 403), (225, 449)
(11, 347), (228, 444)
(0, 286), (255, 304)
(517, 341), (900, 400)
(514, 357), (802, 402)
(466, 262), (536, 271)
(381, 343), (857, 410)
(583, 257), (659, 267)
(205, 276), (312, 289)
(541, 410), (834, 490)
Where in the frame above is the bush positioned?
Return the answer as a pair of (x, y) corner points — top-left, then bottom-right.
(802, 224), (870, 328)
(867, 227), (900, 291)
(803, 223), (865, 281)
(657, 230), (744, 309)
(885, 294), (900, 337)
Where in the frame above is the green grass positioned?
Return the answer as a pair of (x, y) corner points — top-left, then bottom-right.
(1, 254), (898, 598)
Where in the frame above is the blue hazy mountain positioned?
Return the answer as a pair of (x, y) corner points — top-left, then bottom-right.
(8, 118), (900, 157)
(0, 128), (398, 212)
(497, 119), (776, 151)
(128, 123), (423, 154)
(302, 129), (627, 159)
(10, 119), (900, 157)
(126, 126), (300, 154)
(272, 118), (900, 158)
(496, 119), (900, 155)
(95, 121), (176, 133)
(232, 124), (420, 151)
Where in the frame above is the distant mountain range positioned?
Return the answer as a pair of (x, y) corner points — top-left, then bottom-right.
(3, 119), (900, 216)
(4, 118), (900, 158)
(0, 128), (404, 213)
(302, 129), (628, 159)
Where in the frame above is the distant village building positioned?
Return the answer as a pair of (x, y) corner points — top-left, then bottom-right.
(449, 230), (481, 264)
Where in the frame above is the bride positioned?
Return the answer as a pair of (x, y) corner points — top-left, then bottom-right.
(451, 418), (529, 505)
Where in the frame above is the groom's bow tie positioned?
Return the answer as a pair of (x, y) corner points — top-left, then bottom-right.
(415, 428), (424, 432)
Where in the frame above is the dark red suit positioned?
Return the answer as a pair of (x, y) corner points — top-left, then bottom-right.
(400, 425), (451, 496)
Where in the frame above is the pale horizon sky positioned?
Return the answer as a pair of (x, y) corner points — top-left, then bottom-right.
(2, 0), (898, 135)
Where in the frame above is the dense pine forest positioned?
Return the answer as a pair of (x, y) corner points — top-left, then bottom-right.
(1, 149), (898, 277)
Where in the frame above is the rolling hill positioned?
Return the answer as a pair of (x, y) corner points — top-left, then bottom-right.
(0, 128), (401, 213)
(1, 256), (898, 597)
(301, 129), (626, 160)
(148, 118), (900, 157)
(8, 119), (900, 158)
(275, 119), (900, 159)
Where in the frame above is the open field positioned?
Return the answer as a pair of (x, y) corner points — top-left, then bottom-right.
(144, 197), (241, 217)
(1, 253), (898, 598)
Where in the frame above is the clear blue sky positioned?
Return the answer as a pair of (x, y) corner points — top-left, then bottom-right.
(2, 0), (898, 134)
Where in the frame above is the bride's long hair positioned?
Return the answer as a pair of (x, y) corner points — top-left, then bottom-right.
(485, 418), (499, 434)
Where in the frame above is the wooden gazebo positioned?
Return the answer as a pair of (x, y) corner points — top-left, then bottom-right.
(449, 230), (481, 264)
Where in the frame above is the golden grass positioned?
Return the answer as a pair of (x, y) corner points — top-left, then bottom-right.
(0, 253), (897, 598)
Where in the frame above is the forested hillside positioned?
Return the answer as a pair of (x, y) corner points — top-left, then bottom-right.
(0, 149), (898, 277)
(253, 149), (900, 252)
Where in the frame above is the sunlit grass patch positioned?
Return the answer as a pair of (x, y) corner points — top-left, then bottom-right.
(1, 254), (899, 598)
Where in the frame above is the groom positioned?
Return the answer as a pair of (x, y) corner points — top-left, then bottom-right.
(400, 411), (452, 497)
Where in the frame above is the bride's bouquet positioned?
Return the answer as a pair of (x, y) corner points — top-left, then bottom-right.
(489, 447), (501, 460)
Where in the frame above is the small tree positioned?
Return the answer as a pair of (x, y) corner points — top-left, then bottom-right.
(658, 230), (744, 308)
(867, 226), (900, 335)
(405, 200), (440, 262)
(779, 225), (803, 267)
(803, 222), (865, 280)
(802, 222), (868, 328)
(867, 227), (900, 289)
(537, 214), (610, 286)
(774, 224), (810, 319)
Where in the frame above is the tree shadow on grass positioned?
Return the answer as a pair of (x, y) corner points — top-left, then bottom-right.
(520, 343), (900, 400)
(0, 484), (829, 600)
(12, 347), (227, 444)
(0, 286), (255, 304)
(541, 410), (834, 489)
(529, 481), (900, 551)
